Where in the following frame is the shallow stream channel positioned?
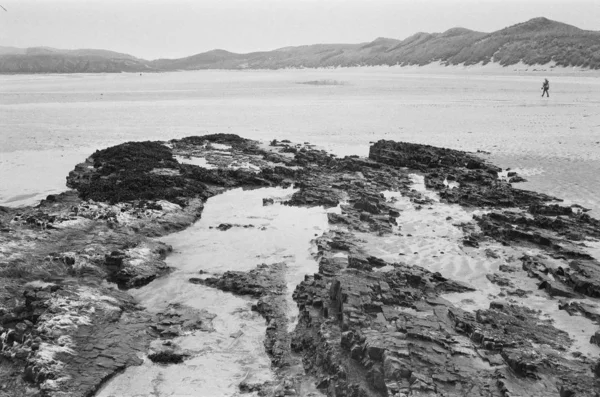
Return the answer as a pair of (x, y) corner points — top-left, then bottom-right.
(97, 187), (331, 397)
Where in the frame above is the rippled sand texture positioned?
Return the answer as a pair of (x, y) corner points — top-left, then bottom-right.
(96, 187), (329, 397)
(366, 175), (600, 357)
(1, 67), (600, 213)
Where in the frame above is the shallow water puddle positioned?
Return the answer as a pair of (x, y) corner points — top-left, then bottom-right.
(0, 148), (94, 207)
(97, 187), (329, 397)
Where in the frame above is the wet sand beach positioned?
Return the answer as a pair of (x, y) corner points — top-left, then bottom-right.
(2, 66), (600, 212)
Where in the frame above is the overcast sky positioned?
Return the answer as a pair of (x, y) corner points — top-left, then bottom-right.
(1, 0), (599, 60)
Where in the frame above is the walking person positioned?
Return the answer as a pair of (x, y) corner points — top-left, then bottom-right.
(541, 78), (550, 97)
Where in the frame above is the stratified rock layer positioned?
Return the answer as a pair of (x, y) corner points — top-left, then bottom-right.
(370, 139), (600, 300)
(2, 135), (600, 396)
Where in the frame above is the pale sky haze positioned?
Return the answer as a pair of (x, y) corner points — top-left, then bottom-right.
(1, 0), (599, 60)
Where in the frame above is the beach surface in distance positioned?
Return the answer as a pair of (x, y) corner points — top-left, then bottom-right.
(1, 65), (599, 213)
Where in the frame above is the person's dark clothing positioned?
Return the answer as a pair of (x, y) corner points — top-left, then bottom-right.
(542, 80), (550, 97)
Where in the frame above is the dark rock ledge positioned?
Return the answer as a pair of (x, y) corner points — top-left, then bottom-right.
(196, 139), (600, 396)
(1, 135), (599, 396)
(0, 134), (308, 397)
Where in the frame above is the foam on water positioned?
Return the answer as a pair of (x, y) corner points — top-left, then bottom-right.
(96, 187), (329, 397)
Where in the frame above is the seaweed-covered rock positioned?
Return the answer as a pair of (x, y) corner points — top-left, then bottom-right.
(369, 139), (557, 208)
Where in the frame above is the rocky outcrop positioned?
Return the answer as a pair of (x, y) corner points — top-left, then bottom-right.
(0, 279), (151, 397)
(283, 139), (600, 396)
(3, 134), (600, 396)
(369, 140), (556, 208)
(291, 237), (599, 397)
(370, 139), (600, 302)
(0, 134), (316, 396)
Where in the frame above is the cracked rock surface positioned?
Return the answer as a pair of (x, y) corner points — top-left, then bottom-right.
(2, 135), (600, 396)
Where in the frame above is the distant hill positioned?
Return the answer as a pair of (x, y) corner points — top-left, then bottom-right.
(0, 46), (27, 55)
(0, 46), (151, 73)
(0, 54), (153, 73)
(24, 46), (141, 61)
(2, 17), (600, 73)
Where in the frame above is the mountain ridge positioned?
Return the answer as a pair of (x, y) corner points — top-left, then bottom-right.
(2, 17), (599, 73)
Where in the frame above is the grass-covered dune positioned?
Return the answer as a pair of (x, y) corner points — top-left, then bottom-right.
(2, 17), (600, 73)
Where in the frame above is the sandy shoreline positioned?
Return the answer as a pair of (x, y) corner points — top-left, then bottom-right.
(2, 66), (600, 219)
